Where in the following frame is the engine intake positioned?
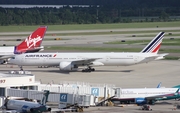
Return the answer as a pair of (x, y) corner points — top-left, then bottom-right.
(59, 62), (77, 71)
(135, 98), (147, 104)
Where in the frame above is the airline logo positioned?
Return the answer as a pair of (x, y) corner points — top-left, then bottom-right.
(53, 54), (57, 57)
(91, 88), (99, 96)
(25, 35), (42, 49)
(141, 32), (165, 53)
(60, 93), (68, 102)
(14, 26), (47, 54)
(25, 54), (52, 57)
(25, 54), (57, 57)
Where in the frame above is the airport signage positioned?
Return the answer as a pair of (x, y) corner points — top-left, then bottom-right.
(60, 93), (68, 102)
(91, 88), (99, 96)
(0, 79), (6, 83)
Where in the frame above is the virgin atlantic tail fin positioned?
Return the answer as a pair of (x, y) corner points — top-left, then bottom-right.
(14, 26), (47, 54)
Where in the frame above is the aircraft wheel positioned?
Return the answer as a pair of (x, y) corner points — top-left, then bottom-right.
(88, 69), (91, 72)
(91, 68), (95, 71)
(82, 69), (91, 72)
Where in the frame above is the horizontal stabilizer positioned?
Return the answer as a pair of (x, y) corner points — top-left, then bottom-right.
(155, 53), (169, 60)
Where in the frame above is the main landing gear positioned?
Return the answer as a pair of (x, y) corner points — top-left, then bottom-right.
(82, 67), (95, 72)
(19, 66), (23, 71)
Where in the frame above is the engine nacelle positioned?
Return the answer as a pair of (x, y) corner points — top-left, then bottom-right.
(46, 107), (51, 111)
(59, 62), (77, 71)
(0, 60), (6, 64)
(135, 98), (147, 105)
(21, 105), (32, 112)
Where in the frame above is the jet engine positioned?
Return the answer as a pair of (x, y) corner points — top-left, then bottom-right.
(0, 60), (7, 64)
(135, 98), (147, 105)
(59, 62), (77, 71)
(21, 105), (33, 112)
(47, 107), (51, 111)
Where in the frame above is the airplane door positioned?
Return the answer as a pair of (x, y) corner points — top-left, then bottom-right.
(20, 56), (25, 63)
(106, 56), (110, 62)
(134, 56), (139, 62)
(43, 57), (49, 65)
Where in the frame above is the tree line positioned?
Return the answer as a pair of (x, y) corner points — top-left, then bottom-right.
(0, 0), (179, 8)
(0, 6), (179, 25)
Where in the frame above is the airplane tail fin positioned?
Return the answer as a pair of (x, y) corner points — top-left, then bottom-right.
(174, 88), (180, 96)
(156, 82), (162, 88)
(173, 85), (180, 88)
(41, 90), (50, 105)
(141, 32), (165, 54)
(14, 26), (47, 54)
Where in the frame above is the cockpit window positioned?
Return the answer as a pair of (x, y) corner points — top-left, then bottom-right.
(12, 57), (15, 59)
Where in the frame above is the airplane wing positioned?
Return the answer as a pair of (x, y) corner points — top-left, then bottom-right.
(0, 55), (15, 60)
(145, 95), (168, 100)
(145, 88), (179, 101)
(1, 110), (19, 113)
(155, 53), (169, 60)
(71, 58), (103, 66)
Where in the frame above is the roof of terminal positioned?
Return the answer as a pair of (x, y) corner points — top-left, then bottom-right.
(0, 71), (34, 77)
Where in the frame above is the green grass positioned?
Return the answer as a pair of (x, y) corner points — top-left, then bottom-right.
(129, 33), (180, 37)
(1, 29), (180, 37)
(164, 56), (180, 60)
(0, 21), (180, 32)
(45, 46), (142, 52)
(45, 46), (180, 53)
(105, 38), (180, 46)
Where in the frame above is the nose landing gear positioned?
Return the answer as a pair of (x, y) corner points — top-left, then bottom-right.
(19, 66), (23, 71)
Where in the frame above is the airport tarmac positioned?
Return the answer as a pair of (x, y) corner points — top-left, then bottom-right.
(82, 100), (180, 113)
(1, 60), (180, 88)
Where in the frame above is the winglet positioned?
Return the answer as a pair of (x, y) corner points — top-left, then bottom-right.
(14, 26), (47, 54)
(141, 32), (165, 54)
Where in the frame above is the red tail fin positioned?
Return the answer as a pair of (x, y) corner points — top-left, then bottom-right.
(15, 26), (47, 54)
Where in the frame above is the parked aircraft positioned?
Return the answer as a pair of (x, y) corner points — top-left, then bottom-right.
(0, 26), (47, 64)
(155, 83), (180, 101)
(1, 90), (51, 113)
(112, 87), (179, 105)
(10, 32), (167, 72)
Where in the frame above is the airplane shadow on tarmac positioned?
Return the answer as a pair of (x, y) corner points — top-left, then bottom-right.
(0, 68), (134, 74)
(94, 70), (134, 73)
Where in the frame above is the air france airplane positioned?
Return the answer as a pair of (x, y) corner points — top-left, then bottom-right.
(0, 26), (47, 64)
(10, 32), (167, 72)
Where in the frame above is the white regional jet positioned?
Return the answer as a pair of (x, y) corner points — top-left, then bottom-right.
(1, 90), (51, 113)
(10, 32), (167, 72)
(0, 26), (47, 64)
(111, 88), (179, 105)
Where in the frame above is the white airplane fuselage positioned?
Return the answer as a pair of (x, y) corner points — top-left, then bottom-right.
(11, 52), (158, 66)
(6, 99), (41, 111)
(0, 47), (15, 56)
(118, 88), (178, 99)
